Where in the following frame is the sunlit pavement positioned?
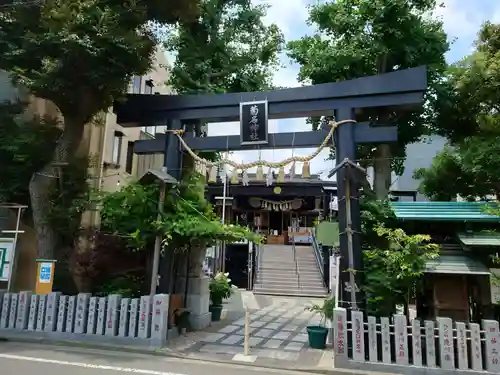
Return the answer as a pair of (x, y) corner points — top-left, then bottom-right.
(0, 341), (332, 375)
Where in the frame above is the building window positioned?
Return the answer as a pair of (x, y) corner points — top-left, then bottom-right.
(125, 141), (134, 174)
(145, 79), (154, 94)
(144, 126), (156, 135)
(132, 76), (142, 94)
(112, 131), (123, 165)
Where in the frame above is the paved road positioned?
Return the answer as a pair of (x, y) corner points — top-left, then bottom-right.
(0, 341), (323, 375)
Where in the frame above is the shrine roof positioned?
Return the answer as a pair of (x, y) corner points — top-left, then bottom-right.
(391, 201), (500, 222)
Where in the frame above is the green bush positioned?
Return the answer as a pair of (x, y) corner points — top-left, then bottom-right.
(209, 272), (233, 305)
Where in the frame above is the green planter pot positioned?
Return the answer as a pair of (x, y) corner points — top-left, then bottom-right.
(306, 325), (328, 349)
(209, 304), (223, 322)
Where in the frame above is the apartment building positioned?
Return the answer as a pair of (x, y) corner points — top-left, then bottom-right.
(83, 46), (173, 199)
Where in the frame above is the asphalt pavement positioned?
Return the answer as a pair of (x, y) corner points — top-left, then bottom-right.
(0, 341), (328, 375)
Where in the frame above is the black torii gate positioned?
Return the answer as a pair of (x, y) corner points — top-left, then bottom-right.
(114, 66), (427, 308)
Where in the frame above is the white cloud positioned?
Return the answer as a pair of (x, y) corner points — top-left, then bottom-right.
(434, 0), (482, 40)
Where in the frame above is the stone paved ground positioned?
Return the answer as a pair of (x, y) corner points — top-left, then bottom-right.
(167, 293), (333, 370)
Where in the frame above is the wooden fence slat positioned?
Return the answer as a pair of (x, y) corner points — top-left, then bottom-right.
(411, 319), (422, 367)
(333, 308), (347, 357)
(380, 317), (391, 364)
(351, 310), (365, 362)
(437, 317), (454, 370)
(470, 322), (483, 371)
(483, 319), (500, 372)
(394, 314), (408, 365)
(424, 320), (436, 367)
(367, 316), (377, 362)
(86, 297), (97, 335)
(456, 322), (468, 370)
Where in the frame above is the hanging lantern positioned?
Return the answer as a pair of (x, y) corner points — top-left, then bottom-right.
(302, 161), (310, 178)
(242, 170), (250, 186)
(208, 165), (217, 182)
(256, 165), (264, 180)
(266, 167), (273, 186)
(277, 167), (285, 183)
(231, 169), (239, 184)
(219, 165), (226, 180)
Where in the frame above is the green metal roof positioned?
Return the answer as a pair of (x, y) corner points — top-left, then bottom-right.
(458, 232), (500, 247)
(425, 254), (490, 275)
(390, 201), (500, 222)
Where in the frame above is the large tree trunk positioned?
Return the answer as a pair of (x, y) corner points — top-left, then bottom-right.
(373, 144), (392, 199)
(29, 116), (86, 259)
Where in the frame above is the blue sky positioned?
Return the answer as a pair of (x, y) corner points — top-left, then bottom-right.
(208, 0), (500, 178)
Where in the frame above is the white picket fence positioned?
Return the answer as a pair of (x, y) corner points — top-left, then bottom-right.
(0, 291), (171, 347)
(333, 308), (500, 373)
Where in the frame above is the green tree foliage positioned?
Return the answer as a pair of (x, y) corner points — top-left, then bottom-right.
(413, 143), (497, 200)
(287, 0), (449, 198)
(99, 182), (160, 250)
(0, 0), (200, 259)
(0, 102), (60, 206)
(164, 0), (284, 95)
(358, 193), (439, 316)
(415, 22), (500, 200)
(360, 194), (397, 248)
(98, 173), (261, 252)
(363, 226), (439, 316)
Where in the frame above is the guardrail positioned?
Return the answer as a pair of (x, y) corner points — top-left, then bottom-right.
(311, 227), (324, 281)
(291, 235), (300, 288)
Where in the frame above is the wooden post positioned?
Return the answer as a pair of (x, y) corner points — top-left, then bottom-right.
(244, 309), (250, 356)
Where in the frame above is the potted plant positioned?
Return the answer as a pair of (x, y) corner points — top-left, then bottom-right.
(305, 297), (335, 349)
(209, 272), (232, 321)
(174, 308), (191, 334)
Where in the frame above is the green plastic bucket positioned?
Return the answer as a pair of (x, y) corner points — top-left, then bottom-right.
(306, 325), (328, 349)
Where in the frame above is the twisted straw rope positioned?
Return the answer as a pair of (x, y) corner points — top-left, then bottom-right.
(168, 119), (356, 170)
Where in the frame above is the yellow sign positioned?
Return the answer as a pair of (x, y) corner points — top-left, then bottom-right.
(35, 259), (56, 294)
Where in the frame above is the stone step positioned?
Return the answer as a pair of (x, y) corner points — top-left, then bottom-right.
(253, 287), (328, 298)
(257, 244), (326, 297)
(257, 270), (322, 278)
(254, 281), (327, 290)
(259, 260), (320, 266)
(258, 264), (319, 270)
(257, 275), (324, 284)
(257, 269), (323, 277)
(258, 267), (322, 275)
(261, 257), (318, 262)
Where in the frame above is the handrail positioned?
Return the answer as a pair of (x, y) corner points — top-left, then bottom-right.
(311, 227), (325, 281)
(291, 234), (300, 288)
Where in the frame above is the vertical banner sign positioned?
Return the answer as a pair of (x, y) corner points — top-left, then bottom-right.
(240, 100), (268, 145)
(0, 238), (14, 282)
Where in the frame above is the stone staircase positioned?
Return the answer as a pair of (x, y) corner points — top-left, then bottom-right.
(253, 244), (328, 297)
